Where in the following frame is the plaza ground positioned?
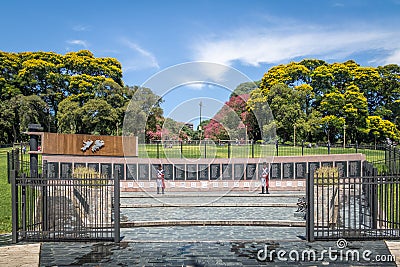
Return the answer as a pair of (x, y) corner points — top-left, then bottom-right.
(1, 191), (400, 266)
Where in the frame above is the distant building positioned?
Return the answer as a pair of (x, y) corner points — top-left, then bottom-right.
(185, 123), (194, 130)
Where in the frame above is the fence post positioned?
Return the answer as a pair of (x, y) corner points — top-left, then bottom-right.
(42, 161), (48, 233)
(302, 140), (304, 156)
(7, 152), (10, 184)
(251, 140), (254, 158)
(180, 141), (183, 159)
(114, 170), (120, 243)
(276, 141), (279, 156)
(11, 169), (18, 243)
(28, 124), (42, 179)
(228, 142), (231, 158)
(156, 141), (160, 159)
(306, 171), (314, 242)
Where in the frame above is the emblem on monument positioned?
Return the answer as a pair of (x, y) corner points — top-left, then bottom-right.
(81, 139), (105, 153)
(81, 140), (93, 152)
(92, 140), (105, 152)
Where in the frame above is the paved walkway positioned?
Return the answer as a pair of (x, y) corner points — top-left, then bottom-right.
(0, 239), (399, 266)
(1, 191), (400, 266)
(0, 243), (40, 267)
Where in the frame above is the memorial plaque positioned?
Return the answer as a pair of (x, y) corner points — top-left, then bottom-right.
(349, 160), (361, 177)
(270, 163), (281, 179)
(174, 164), (185, 180)
(283, 163), (294, 179)
(74, 163), (86, 169)
(47, 162), (59, 179)
(335, 161), (347, 177)
(308, 162), (320, 175)
(186, 164), (197, 180)
(210, 164), (221, 180)
(222, 164), (232, 180)
(163, 164), (173, 180)
(246, 163), (257, 180)
(126, 164), (137, 180)
(113, 164), (124, 180)
(295, 162), (307, 179)
(198, 164), (209, 180)
(150, 164), (160, 179)
(138, 164), (149, 180)
(234, 164), (244, 180)
(101, 163), (112, 179)
(258, 163), (269, 180)
(321, 161), (333, 168)
(87, 163), (99, 172)
(60, 162), (72, 178)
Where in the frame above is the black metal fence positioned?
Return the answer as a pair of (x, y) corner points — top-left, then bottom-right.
(307, 145), (400, 241)
(142, 140), (389, 161)
(8, 149), (120, 243)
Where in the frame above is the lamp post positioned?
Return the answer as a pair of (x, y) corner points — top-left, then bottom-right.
(293, 125), (296, 147)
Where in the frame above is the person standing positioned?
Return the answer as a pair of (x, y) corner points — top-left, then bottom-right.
(156, 164), (165, 194)
(260, 162), (270, 194)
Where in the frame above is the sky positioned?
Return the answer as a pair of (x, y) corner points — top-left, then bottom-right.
(1, 0), (400, 127)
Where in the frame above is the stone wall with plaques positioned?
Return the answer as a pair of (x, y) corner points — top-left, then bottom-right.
(198, 164), (209, 180)
(222, 164), (232, 180)
(270, 163), (281, 179)
(295, 162), (306, 179)
(210, 164), (221, 180)
(42, 154), (367, 190)
(174, 164), (185, 180)
(60, 162), (72, 178)
(126, 164), (137, 180)
(283, 162), (294, 179)
(246, 164), (256, 180)
(187, 164), (197, 180)
(349, 160), (361, 177)
(308, 162), (320, 175)
(163, 164), (173, 180)
(100, 163), (112, 179)
(335, 161), (347, 177)
(234, 164), (244, 180)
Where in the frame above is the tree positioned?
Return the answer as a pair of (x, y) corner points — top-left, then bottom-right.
(367, 116), (400, 144)
(250, 59), (400, 143)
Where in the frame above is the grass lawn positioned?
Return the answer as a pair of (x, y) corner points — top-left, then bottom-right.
(138, 143), (386, 162)
(0, 148), (12, 233)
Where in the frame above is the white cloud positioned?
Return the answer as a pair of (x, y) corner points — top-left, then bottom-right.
(121, 39), (159, 71)
(67, 39), (88, 48)
(384, 50), (400, 65)
(72, 25), (90, 32)
(192, 24), (400, 67)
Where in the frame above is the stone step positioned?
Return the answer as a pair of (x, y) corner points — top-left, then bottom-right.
(121, 220), (306, 228)
(121, 203), (298, 208)
(120, 193), (305, 198)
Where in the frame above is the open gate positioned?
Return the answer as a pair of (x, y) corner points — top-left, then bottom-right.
(307, 145), (400, 241)
(8, 149), (120, 243)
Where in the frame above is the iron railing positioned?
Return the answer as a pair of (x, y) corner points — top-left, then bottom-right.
(307, 145), (400, 241)
(8, 150), (120, 243)
(140, 140), (390, 160)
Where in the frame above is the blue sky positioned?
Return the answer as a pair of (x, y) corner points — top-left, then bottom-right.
(1, 0), (400, 127)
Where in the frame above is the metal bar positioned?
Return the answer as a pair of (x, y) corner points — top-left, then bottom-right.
(306, 171), (315, 241)
(114, 170), (120, 243)
(11, 170), (18, 243)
